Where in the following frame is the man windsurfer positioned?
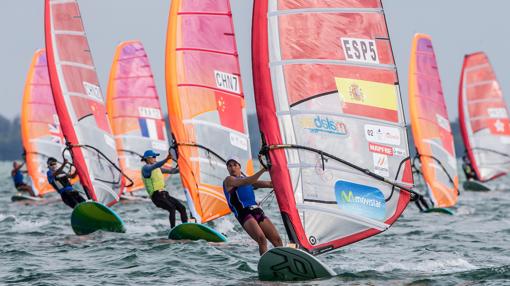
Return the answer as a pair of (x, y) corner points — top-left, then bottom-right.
(141, 150), (189, 228)
(11, 161), (34, 195)
(46, 157), (86, 208)
(223, 158), (283, 255)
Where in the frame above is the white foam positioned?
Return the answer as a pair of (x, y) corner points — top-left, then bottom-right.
(0, 214), (16, 222)
(375, 258), (477, 274)
(11, 219), (50, 232)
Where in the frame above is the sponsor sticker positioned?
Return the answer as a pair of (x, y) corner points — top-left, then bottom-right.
(138, 107), (162, 119)
(214, 70), (240, 94)
(373, 153), (390, 177)
(488, 108), (508, 119)
(230, 132), (248, 151)
(489, 118), (510, 135)
(341, 37), (379, 64)
(368, 142), (394, 156)
(83, 82), (103, 101)
(436, 114), (451, 132)
(392, 147), (407, 157)
(364, 124), (401, 146)
(335, 180), (386, 220)
(298, 115), (348, 136)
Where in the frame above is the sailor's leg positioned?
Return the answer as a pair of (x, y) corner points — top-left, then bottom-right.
(242, 218), (268, 255)
(151, 191), (177, 228)
(166, 194), (188, 224)
(259, 218), (283, 248)
(61, 192), (76, 208)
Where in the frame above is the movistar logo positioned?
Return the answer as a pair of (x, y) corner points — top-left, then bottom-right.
(301, 116), (347, 136)
(340, 191), (382, 208)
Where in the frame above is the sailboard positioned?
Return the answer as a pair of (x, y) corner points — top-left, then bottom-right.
(165, 0), (253, 239)
(45, 0), (126, 234)
(168, 222), (227, 242)
(20, 49), (65, 198)
(459, 52), (510, 185)
(408, 34), (458, 214)
(71, 201), (126, 235)
(252, 0), (415, 280)
(107, 40), (171, 197)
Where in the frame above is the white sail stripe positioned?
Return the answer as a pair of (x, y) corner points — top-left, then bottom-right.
(92, 180), (120, 201)
(467, 97), (501, 104)
(270, 58), (395, 70)
(58, 61), (95, 70)
(422, 139), (454, 159)
(464, 63), (490, 73)
(182, 119), (249, 138)
(470, 115), (498, 121)
(50, 0), (75, 4)
(466, 80), (496, 88)
(54, 30), (85, 36)
(66, 92), (105, 104)
(425, 163), (456, 203)
(269, 7), (382, 17)
(276, 110), (406, 128)
(296, 204), (389, 231)
(189, 157), (227, 169)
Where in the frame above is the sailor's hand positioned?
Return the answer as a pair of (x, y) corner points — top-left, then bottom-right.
(63, 159), (68, 165)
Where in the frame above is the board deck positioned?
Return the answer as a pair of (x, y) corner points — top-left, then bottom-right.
(258, 247), (335, 281)
(168, 222), (227, 242)
(463, 180), (491, 192)
(71, 201), (126, 235)
(424, 207), (455, 215)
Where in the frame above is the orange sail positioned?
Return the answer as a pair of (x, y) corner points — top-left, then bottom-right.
(165, 0), (253, 223)
(107, 41), (171, 194)
(408, 34), (458, 207)
(21, 49), (64, 197)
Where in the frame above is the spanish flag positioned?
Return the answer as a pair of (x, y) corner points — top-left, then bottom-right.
(335, 78), (399, 123)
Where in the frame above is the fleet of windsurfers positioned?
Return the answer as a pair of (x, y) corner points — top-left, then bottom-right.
(222, 158), (283, 255)
(141, 150), (190, 228)
(11, 160), (34, 195)
(46, 157), (86, 208)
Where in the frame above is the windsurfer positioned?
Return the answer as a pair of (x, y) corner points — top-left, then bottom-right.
(11, 161), (33, 195)
(46, 157), (86, 208)
(462, 154), (478, 181)
(223, 158), (283, 255)
(141, 150), (189, 228)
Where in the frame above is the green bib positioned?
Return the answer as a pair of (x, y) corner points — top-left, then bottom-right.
(142, 168), (165, 197)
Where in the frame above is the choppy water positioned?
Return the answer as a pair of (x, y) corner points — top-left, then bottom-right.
(1, 161), (509, 286)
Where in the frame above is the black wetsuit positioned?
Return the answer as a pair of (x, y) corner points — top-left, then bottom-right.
(47, 169), (85, 209)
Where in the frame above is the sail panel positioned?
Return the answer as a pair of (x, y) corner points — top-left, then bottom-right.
(166, 0), (253, 223)
(408, 34), (458, 208)
(459, 52), (510, 181)
(252, 0), (412, 254)
(45, 0), (122, 206)
(107, 41), (171, 194)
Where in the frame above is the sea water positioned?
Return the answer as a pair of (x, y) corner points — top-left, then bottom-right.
(0, 161), (509, 285)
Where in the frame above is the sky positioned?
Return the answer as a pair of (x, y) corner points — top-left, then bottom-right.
(1, 0), (509, 122)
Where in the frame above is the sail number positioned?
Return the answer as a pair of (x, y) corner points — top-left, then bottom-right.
(341, 38), (379, 64)
(214, 70), (240, 94)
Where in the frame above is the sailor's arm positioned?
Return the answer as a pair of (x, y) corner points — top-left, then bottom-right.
(225, 168), (266, 190)
(253, 180), (273, 189)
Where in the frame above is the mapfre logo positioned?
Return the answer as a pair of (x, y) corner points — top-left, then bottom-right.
(299, 116), (348, 136)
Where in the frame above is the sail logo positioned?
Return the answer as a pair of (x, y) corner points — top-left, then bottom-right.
(373, 153), (390, 177)
(230, 132), (249, 151)
(335, 180), (386, 220)
(349, 83), (364, 102)
(299, 116), (348, 136)
(364, 124), (401, 146)
(488, 108), (508, 119)
(214, 70), (240, 94)
(368, 142), (393, 156)
(83, 82), (103, 102)
(341, 38), (379, 64)
(138, 107), (162, 119)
